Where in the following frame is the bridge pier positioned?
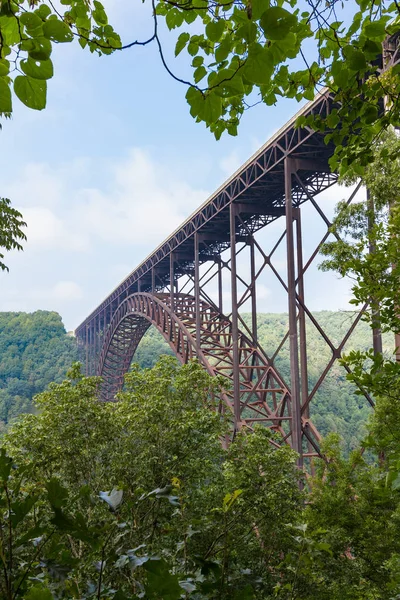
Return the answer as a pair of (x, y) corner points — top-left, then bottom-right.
(230, 203), (241, 431)
(285, 158), (303, 468)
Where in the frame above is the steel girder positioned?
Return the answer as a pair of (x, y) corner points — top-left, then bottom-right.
(97, 292), (320, 453)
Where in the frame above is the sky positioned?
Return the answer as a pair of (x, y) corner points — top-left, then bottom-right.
(0, 0), (358, 332)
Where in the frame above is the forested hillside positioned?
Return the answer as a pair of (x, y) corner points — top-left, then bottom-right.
(0, 310), (390, 449)
(135, 311), (391, 452)
(0, 311), (78, 429)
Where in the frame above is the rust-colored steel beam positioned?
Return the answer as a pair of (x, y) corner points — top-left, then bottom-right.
(96, 292), (319, 451)
(285, 158), (303, 467)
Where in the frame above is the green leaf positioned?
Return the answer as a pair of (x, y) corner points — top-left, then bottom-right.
(43, 18), (74, 43)
(113, 591), (138, 600)
(19, 12), (43, 31)
(0, 59), (9, 77)
(345, 47), (367, 71)
(20, 58), (53, 80)
(232, 584), (254, 599)
(223, 74), (245, 95)
(244, 45), (273, 84)
(175, 32), (190, 56)
(194, 66), (207, 83)
(206, 20), (225, 43)
(362, 104), (378, 125)
(93, 1), (108, 26)
(192, 56), (204, 67)
(364, 20), (386, 38)
(203, 93), (223, 123)
(14, 76), (46, 110)
(46, 478), (69, 508)
(165, 8), (183, 30)
(144, 559), (182, 600)
(24, 586), (53, 600)
(0, 15), (20, 46)
(35, 4), (52, 19)
(28, 37), (52, 60)
(331, 61), (350, 88)
(186, 86), (204, 118)
(260, 7), (297, 40)
(363, 38), (382, 58)
(237, 21), (258, 43)
(251, 0), (270, 21)
(11, 494), (38, 527)
(0, 77), (11, 112)
(215, 38), (232, 63)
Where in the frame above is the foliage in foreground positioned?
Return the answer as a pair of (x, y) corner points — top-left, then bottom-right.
(0, 0), (399, 172)
(0, 357), (400, 599)
(3, 358), (303, 599)
(0, 197), (26, 272)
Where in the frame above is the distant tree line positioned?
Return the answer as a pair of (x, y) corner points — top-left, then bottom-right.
(0, 308), (387, 454)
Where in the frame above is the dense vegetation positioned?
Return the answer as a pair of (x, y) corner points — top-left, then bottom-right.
(0, 309), (387, 452)
(137, 311), (390, 451)
(0, 311), (77, 430)
(0, 356), (399, 599)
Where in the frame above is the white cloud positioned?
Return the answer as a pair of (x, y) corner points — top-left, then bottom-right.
(6, 163), (63, 209)
(27, 281), (83, 302)
(77, 148), (209, 246)
(23, 207), (88, 252)
(52, 281), (83, 301)
(0, 147), (362, 330)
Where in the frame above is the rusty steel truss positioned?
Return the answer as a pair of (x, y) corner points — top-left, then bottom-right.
(76, 37), (400, 465)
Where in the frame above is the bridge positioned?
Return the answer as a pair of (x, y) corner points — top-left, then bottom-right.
(75, 89), (379, 466)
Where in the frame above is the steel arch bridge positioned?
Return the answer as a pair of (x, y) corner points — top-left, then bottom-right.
(75, 36), (399, 467)
(97, 291), (318, 448)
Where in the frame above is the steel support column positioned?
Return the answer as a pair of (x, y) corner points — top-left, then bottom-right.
(170, 253), (175, 311)
(230, 203), (241, 430)
(285, 158), (303, 468)
(294, 207), (309, 416)
(250, 237), (258, 345)
(367, 189), (383, 355)
(194, 233), (201, 354)
(218, 257), (223, 314)
(85, 325), (89, 376)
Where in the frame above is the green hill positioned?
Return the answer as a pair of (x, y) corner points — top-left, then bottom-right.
(0, 310), (392, 450)
(0, 311), (78, 430)
(135, 311), (392, 452)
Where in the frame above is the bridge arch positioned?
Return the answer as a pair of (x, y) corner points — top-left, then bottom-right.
(98, 293), (214, 401)
(97, 292), (316, 445)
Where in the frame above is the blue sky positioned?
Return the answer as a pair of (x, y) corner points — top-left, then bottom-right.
(0, 1), (356, 332)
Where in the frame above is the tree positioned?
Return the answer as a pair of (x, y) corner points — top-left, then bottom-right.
(5, 357), (400, 597)
(320, 130), (400, 334)
(0, 0), (399, 173)
(0, 197), (26, 271)
(4, 358), (305, 598)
